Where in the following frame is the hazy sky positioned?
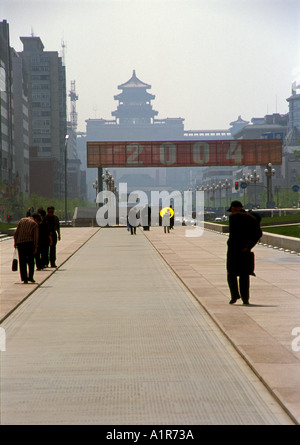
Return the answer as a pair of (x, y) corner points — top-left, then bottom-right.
(1, 0), (300, 133)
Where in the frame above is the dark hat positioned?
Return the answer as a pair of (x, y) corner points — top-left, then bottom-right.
(227, 200), (243, 212)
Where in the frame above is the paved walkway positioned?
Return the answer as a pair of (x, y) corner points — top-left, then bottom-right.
(144, 226), (300, 424)
(0, 227), (98, 322)
(0, 226), (299, 425)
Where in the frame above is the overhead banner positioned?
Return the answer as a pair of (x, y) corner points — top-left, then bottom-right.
(87, 139), (282, 168)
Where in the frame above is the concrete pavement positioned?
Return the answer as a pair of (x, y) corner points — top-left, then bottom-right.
(0, 227), (99, 322)
(144, 225), (300, 424)
(0, 225), (299, 424)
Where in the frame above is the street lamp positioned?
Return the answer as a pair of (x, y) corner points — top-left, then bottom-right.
(264, 163), (275, 208)
(250, 170), (260, 208)
(240, 173), (251, 205)
(222, 179), (231, 208)
(102, 168), (116, 207)
(102, 169), (114, 191)
(92, 179), (98, 207)
(200, 185), (210, 207)
(209, 183), (216, 208)
(199, 186), (205, 206)
(64, 134), (69, 222)
(215, 181), (222, 208)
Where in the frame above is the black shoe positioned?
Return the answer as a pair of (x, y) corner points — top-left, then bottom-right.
(23, 280), (28, 284)
(50, 264), (57, 268)
(229, 296), (240, 304)
(29, 279), (35, 283)
(243, 301), (249, 305)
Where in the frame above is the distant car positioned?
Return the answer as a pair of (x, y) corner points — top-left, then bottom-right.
(175, 217), (183, 226)
(215, 215), (227, 222)
(183, 218), (196, 226)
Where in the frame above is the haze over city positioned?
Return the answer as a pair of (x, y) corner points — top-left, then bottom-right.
(1, 0), (300, 133)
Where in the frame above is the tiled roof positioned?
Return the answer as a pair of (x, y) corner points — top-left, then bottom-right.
(118, 70), (151, 89)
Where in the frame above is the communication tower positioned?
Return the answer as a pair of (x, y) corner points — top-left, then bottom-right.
(69, 80), (78, 131)
(61, 39), (66, 66)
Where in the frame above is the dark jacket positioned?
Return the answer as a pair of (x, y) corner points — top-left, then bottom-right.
(38, 219), (51, 245)
(45, 214), (60, 236)
(227, 210), (262, 276)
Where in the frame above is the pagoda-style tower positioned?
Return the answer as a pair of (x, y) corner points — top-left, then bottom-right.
(112, 70), (158, 125)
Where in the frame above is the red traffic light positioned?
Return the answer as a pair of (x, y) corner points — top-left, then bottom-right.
(234, 181), (239, 190)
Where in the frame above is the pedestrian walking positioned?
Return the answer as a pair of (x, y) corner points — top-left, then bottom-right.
(26, 206), (34, 217)
(170, 205), (174, 230)
(128, 216), (136, 235)
(226, 201), (262, 305)
(14, 212), (41, 283)
(162, 208), (171, 233)
(127, 207), (139, 235)
(45, 206), (61, 267)
(141, 205), (151, 231)
(36, 209), (52, 270)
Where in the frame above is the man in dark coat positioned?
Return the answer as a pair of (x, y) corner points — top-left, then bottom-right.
(226, 201), (262, 305)
(45, 206), (61, 267)
(36, 209), (52, 269)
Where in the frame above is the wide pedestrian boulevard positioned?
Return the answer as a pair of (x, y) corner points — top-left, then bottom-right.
(0, 225), (299, 425)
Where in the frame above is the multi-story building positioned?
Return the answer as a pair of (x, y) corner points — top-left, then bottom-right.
(0, 20), (14, 193)
(228, 113), (289, 199)
(0, 21), (32, 221)
(19, 36), (67, 198)
(11, 48), (30, 198)
(283, 83), (300, 188)
(287, 82), (300, 132)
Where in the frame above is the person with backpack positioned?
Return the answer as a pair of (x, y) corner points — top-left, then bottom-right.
(226, 201), (262, 305)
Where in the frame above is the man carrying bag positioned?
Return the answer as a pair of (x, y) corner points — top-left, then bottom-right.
(14, 213), (40, 283)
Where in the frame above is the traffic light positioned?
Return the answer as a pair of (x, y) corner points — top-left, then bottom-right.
(234, 181), (239, 190)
